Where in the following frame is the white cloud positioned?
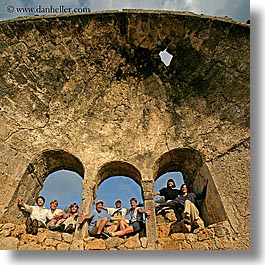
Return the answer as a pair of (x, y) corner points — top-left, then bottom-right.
(0, 0), (249, 22)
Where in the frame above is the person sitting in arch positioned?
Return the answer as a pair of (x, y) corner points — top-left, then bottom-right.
(51, 202), (80, 234)
(154, 178), (182, 218)
(154, 178), (181, 202)
(108, 197), (150, 238)
(17, 196), (49, 235)
(103, 199), (129, 233)
(154, 179), (208, 231)
(80, 200), (115, 239)
(46, 199), (65, 230)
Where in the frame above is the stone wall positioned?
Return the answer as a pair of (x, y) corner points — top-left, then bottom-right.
(0, 10), (250, 250)
(0, 220), (247, 250)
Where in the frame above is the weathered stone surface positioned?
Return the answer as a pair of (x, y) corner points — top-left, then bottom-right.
(46, 230), (62, 241)
(0, 221), (245, 250)
(57, 242), (70, 250)
(0, 223), (15, 236)
(0, 236), (18, 250)
(70, 239), (84, 250)
(85, 238), (105, 250)
(124, 234), (141, 249)
(62, 233), (73, 243)
(156, 223), (171, 238)
(105, 237), (124, 249)
(140, 237), (148, 248)
(157, 238), (181, 250)
(0, 10), (249, 250)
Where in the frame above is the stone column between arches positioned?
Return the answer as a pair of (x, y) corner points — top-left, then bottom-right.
(142, 180), (157, 249)
(74, 179), (95, 240)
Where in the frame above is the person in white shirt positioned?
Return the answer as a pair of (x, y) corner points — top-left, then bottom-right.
(46, 199), (64, 230)
(103, 199), (129, 233)
(18, 196), (49, 235)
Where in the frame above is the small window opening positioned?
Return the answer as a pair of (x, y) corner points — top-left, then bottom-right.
(159, 49), (173, 66)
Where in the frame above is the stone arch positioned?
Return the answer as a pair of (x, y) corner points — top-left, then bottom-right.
(76, 160), (145, 240)
(94, 161), (143, 200)
(153, 147), (227, 226)
(4, 149), (84, 223)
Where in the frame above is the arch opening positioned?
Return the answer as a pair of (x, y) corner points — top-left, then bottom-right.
(153, 148), (228, 226)
(95, 161), (143, 199)
(39, 169), (83, 211)
(95, 176), (143, 209)
(5, 150), (84, 224)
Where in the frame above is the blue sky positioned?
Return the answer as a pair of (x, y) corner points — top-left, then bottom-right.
(0, 0), (250, 22)
(40, 170), (184, 210)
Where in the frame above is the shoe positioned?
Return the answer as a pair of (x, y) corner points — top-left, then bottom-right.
(48, 225), (58, 231)
(180, 220), (191, 233)
(182, 223), (192, 233)
(183, 218), (191, 225)
(25, 217), (33, 234)
(155, 206), (162, 215)
(65, 224), (75, 234)
(193, 220), (200, 229)
(31, 219), (38, 235)
(101, 232), (110, 239)
(183, 213), (191, 224)
(95, 234), (101, 239)
(193, 218), (204, 230)
(58, 224), (65, 232)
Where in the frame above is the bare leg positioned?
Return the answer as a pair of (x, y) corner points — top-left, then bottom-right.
(112, 225), (134, 236)
(46, 218), (57, 228)
(56, 218), (66, 226)
(106, 224), (118, 233)
(119, 220), (130, 230)
(96, 217), (108, 234)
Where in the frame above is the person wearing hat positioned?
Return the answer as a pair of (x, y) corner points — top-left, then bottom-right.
(108, 197), (150, 237)
(80, 200), (114, 239)
(103, 199), (129, 233)
(154, 178), (181, 202)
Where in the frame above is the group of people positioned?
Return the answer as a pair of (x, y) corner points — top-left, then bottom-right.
(80, 198), (150, 239)
(17, 197), (80, 235)
(17, 178), (208, 237)
(154, 178), (208, 230)
(17, 196), (150, 239)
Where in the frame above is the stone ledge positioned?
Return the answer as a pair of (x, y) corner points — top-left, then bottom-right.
(0, 221), (249, 250)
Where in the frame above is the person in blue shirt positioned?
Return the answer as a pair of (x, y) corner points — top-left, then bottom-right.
(81, 200), (114, 239)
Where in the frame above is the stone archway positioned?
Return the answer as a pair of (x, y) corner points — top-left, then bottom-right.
(95, 161), (143, 197)
(3, 149), (84, 224)
(153, 147), (227, 226)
